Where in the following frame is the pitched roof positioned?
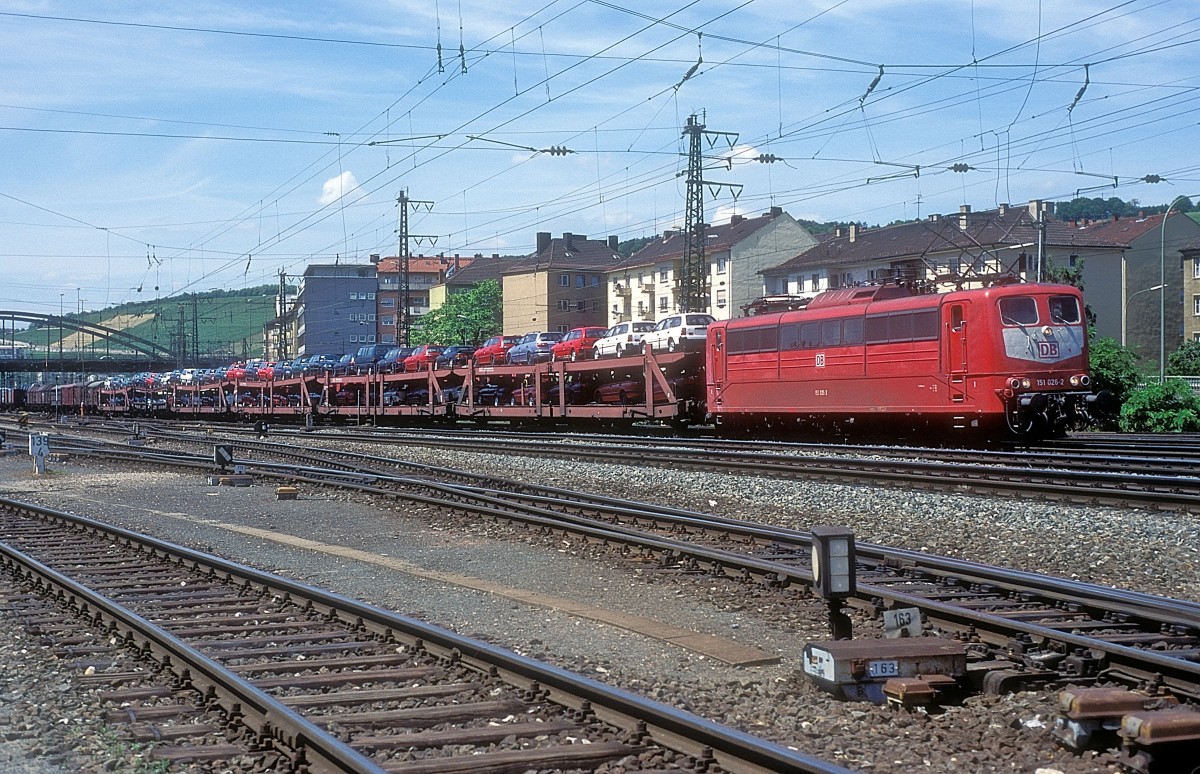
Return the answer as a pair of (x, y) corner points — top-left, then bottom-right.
(617, 210), (785, 270)
(375, 255), (469, 275)
(1068, 211), (1179, 243)
(769, 204), (1127, 273)
(443, 254), (519, 285)
(502, 234), (622, 274)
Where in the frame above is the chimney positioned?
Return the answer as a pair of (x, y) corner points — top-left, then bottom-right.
(928, 213), (940, 222)
(369, 253), (380, 264)
(563, 232), (574, 249)
(835, 227), (843, 238)
(663, 229), (676, 239)
(998, 203), (1008, 215)
(958, 204), (971, 230)
(730, 214), (744, 226)
(1028, 199), (1044, 218)
(849, 223), (859, 242)
(608, 235), (619, 251)
(536, 232), (551, 254)
(768, 206), (783, 217)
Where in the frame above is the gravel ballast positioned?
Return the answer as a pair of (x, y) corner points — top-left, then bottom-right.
(3, 438), (1191, 773)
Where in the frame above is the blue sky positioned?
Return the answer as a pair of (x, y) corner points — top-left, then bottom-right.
(2, 0), (1197, 315)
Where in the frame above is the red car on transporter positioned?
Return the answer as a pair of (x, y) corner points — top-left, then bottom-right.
(550, 327), (609, 362)
(402, 345), (444, 372)
(473, 335), (522, 365)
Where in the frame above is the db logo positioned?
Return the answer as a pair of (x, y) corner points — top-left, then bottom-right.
(1038, 341), (1060, 358)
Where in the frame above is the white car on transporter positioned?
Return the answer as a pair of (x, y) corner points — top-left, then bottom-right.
(642, 313), (716, 353)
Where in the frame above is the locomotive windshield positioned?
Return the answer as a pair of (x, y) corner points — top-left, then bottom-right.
(998, 296), (1038, 326)
(1049, 295), (1081, 324)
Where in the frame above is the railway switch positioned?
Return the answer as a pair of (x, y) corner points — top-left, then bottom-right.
(1116, 707), (1200, 774)
(1052, 686), (1177, 752)
(802, 638), (966, 704)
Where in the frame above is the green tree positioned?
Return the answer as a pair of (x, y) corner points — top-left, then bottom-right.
(409, 280), (502, 345)
(1088, 335), (1142, 407)
(1119, 379), (1200, 432)
(1166, 339), (1200, 376)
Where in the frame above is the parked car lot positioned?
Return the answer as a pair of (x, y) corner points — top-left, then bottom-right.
(592, 320), (656, 358)
(550, 327), (608, 362)
(506, 331), (564, 364)
(642, 313), (715, 353)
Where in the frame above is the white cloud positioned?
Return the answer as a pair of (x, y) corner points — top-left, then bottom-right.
(319, 171), (360, 206)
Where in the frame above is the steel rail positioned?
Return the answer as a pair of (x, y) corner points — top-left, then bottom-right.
(0, 496), (853, 774)
(0, 507), (388, 774)
(45, 435), (1200, 702)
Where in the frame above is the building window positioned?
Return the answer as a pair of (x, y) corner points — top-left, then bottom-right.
(590, 275), (600, 287)
(810, 273), (819, 292)
(658, 296), (668, 312)
(349, 292), (358, 300)
(557, 299), (571, 311)
(368, 292), (376, 300)
(368, 314), (376, 322)
(717, 254), (727, 273)
(350, 335), (359, 343)
(659, 269), (668, 282)
(716, 289), (727, 308)
(1194, 295), (1200, 316)
(557, 324), (569, 333)
(574, 274), (584, 288)
(368, 334), (376, 342)
(380, 297), (395, 308)
(559, 273), (570, 287)
(382, 333), (396, 344)
(574, 300), (586, 311)
(382, 316), (395, 326)
(1194, 258), (1200, 279)
(592, 300), (600, 312)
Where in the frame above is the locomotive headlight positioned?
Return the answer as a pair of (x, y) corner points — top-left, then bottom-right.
(1042, 326), (1054, 337)
(1008, 377), (1022, 390)
(1070, 375), (1080, 386)
(1080, 375), (1091, 387)
(1021, 378), (1032, 389)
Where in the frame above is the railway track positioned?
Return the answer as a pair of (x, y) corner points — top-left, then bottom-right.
(0, 498), (848, 774)
(33, 428), (1200, 705)
(16, 416), (1200, 512)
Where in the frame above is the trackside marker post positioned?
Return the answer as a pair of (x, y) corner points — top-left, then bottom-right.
(29, 433), (49, 474)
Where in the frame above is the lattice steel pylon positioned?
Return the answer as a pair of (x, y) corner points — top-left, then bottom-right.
(679, 113), (741, 314)
(396, 190), (435, 346)
(681, 115), (707, 313)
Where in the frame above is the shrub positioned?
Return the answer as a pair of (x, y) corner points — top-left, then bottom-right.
(1119, 379), (1200, 432)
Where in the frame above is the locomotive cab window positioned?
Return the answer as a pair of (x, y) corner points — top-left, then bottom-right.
(1048, 295), (1081, 324)
(999, 296), (1038, 326)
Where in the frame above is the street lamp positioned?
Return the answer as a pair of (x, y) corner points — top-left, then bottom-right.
(1126, 284), (1164, 349)
(1161, 195), (1197, 383)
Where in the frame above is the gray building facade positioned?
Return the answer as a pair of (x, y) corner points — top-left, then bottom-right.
(294, 263), (378, 356)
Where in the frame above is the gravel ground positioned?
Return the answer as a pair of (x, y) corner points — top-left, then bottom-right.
(3, 436), (1191, 773)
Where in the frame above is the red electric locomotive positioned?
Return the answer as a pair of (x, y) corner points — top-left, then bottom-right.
(706, 282), (1100, 439)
